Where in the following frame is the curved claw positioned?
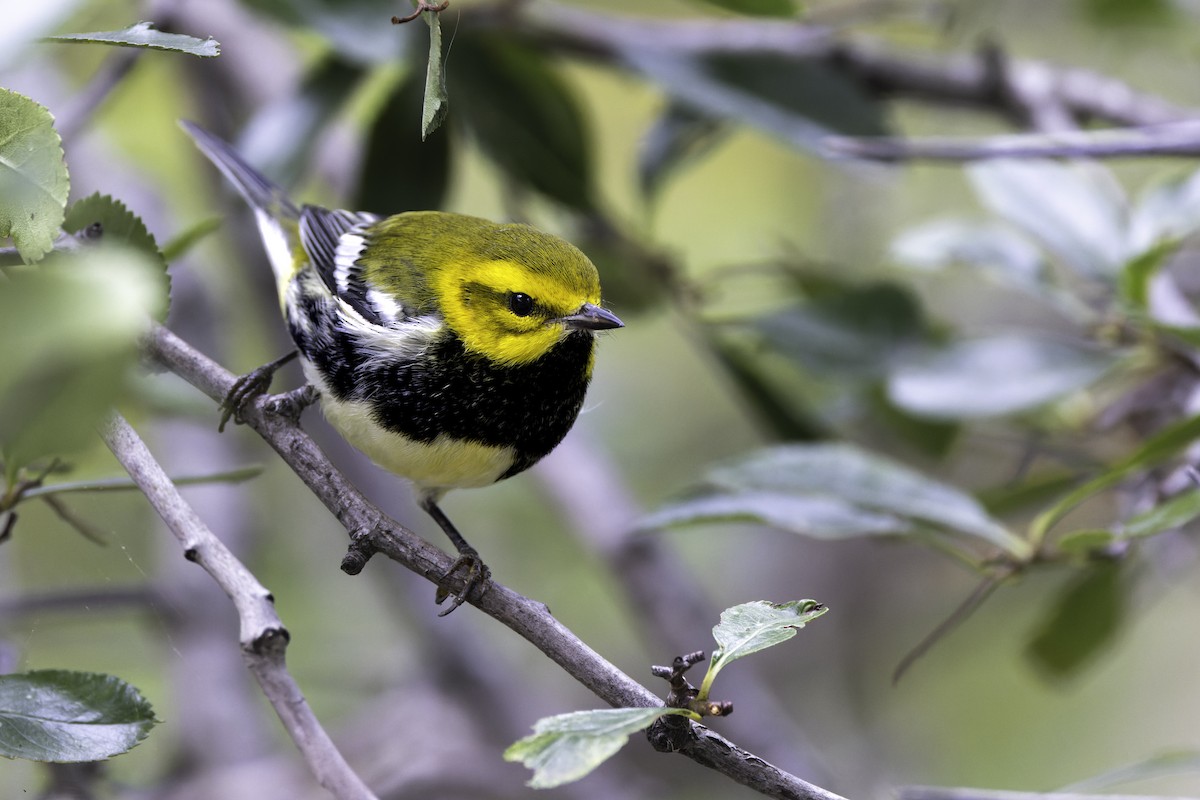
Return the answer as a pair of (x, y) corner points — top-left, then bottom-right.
(218, 351), (300, 432)
(435, 551), (491, 616)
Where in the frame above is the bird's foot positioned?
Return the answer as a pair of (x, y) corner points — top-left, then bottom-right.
(435, 549), (491, 616)
(219, 351), (300, 432)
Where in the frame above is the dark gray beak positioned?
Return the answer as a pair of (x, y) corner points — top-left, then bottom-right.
(563, 302), (624, 331)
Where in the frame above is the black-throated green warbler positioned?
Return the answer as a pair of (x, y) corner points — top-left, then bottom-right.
(182, 121), (623, 614)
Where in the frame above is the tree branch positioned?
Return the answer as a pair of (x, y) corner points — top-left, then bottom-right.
(143, 323), (847, 800)
(824, 120), (1200, 162)
(99, 412), (377, 800)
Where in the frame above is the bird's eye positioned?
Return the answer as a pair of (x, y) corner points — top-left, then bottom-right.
(508, 292), (535, 317)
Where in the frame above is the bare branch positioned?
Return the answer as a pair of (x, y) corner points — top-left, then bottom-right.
(144, 323), (847, 800)
(99, 412), (377, 800)
(825, 120), (1200, 162)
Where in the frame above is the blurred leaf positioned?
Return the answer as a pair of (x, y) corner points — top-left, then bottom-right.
(0, 248), (163, 473)
(641, 490), (912, 538)
(887, 335), (1113, 419)
(689, 0), (798, 16)
(704, 54), (889, 138)
(891, 219), (1047, 290)
(980, 472), (1081, 517)
(1026, 561), (1124, 678)
(1056, 529), (1116, 556)
(0, 90), (69, 263)
(160, 216), (221, 262)
(1129, 168), (1200, 253)
(240, 0), (409, 64)
(968, 160), (1127, 278)
(63, 194), (169, 319)
(646, 444), (1030, 557)
(418, 7), (448, 139)
(755, 282), (927, 378)
(505, 707), (690, 788)
(48, 21), (219, 56)
(449, 36), (594, 211)
(704, 334), (828, 440)
(1117, 241), (1172, 312)
(699, 601), (826, 698)
(639, 103), (727, 201)
(355, 69), (450, 214)
(1080, 0), (1173, 25)
(240, 54), (366, 186)
(867, 385), (960, 458)
(0, 670), (157, 761)
(1030, 413), (1200, 543)
(1120, 489), (1200, 540)
(1063, 750), (1200, 792)
(0, 0), (82, 71)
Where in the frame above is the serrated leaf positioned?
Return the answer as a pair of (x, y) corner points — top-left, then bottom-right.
(691, 444), (1030, 557)
(1026, 561), (1124, 678)
(449, 36), (594, 211)
(49, 21), (219, 57)
(887, 335), (1113, 419)
(505, 707), (690, 788)
(63, 193), (169, 319)
(0, 670), (157, 761)
(968, 160), (1128, 278)
(355, 69), (450, 214)
(0, 90), (69, 263)
(690, 0), (798, 15)
(1119, 489), (1200, 540)
(700, 601), (826, 698)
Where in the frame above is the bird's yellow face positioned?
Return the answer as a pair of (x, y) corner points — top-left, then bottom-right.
(434, 257), (603, 367)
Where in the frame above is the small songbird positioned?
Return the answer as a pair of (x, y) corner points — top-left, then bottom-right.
(182, 121), (623, 614)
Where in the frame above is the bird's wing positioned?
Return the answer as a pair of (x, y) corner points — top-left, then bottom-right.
(298, 205), (390, 326)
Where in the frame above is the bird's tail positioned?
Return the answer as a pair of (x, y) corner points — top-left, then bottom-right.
(180, 120), (302, 293)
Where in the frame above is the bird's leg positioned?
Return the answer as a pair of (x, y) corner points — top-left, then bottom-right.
(219, 350), (301, 432)
(419, 496), (491, 616)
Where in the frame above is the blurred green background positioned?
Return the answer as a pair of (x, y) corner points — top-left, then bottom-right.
(3, 0), (1200, 798)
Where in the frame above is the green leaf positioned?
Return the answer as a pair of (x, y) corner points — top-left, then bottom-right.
(1081, 0), (1174, 25)
(646, 444), (1030, 558)
(638, 103), (727, 200)
(0, 90), (69, 263)
(63, 193), (170, 319)
(419, 7), (448, 139)
(1030, 413), (1200, 543)
(48, 21), (219, 56)
(0, 247), (164, 472)
(505, 707), (691, 788)
(689, 0), (798, 16)
(890, 219), (1048, 290)
(1119, 489), (1200, 540)
(0, 670), (157, 761)
(700, 601), (826, 698)
(968, 160), (1128, 278)
(887, 335), (1114, 419)
(1117, 241), (1172, 312)
(702, 55), (889, 138)
(449, 36), (594, 211)
(160, 216), (222, 262)
(641, 491), (912, 538)
(1129, 168), (1200, 253)
(754, 282), (927, 378)
(355, 69), (450, 214)
(1026, 561), (1124, 678)
(1055, 529), (1115, 556)
(867, 385), (960, 459)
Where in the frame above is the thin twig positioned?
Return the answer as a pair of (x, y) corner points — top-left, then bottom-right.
(99, 412), (377, 800)
(144, 323), (847, 800)
(825, 120), (1200, 162)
